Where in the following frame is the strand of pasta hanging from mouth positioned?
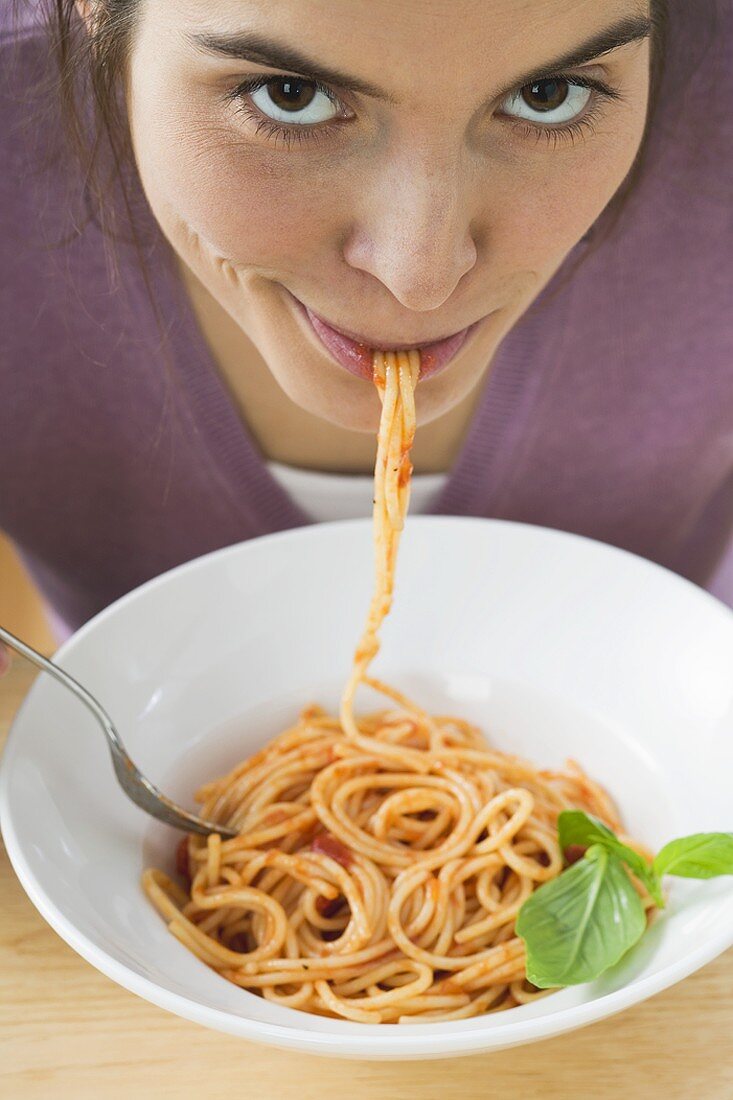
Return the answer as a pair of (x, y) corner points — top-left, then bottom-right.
(339, 349), (439, 770)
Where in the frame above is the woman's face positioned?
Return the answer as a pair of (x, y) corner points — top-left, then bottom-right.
(122, 0), (651, 431)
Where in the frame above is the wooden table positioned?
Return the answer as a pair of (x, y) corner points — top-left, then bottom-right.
(1, 658), (732, 1100)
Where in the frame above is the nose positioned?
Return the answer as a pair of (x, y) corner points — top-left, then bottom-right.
(342, 148), (478, 312)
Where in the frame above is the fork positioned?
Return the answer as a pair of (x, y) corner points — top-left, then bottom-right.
(0, 625), (238, 839)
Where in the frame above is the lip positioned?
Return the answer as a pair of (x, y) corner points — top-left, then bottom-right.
(285, 290), (487, 381)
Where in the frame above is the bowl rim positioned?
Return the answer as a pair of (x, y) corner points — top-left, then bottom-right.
(2, 516), (732, 1057)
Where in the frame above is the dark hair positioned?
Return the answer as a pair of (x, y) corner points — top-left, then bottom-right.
(10, 0), (723, 292)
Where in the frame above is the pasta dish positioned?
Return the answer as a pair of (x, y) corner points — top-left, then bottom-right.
(142, 349), (629, 1022)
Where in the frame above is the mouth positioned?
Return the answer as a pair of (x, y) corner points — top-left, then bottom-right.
(284, 289), (488, 381)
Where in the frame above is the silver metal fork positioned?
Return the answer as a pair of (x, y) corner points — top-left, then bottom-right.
(0, 625), (238, 839)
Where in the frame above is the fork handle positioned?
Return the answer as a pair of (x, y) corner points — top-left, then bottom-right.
(0, 624), (122, 749)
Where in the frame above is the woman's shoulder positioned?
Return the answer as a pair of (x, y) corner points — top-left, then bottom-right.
(654, 2), (733, 184)
(0, 12), (89, 283)
(0, 4), (54, 117)
(0, 1), (41, 39)
(0, 12), (64, 208)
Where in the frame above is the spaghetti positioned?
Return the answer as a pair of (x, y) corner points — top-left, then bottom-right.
(142, 349), (636, 1023)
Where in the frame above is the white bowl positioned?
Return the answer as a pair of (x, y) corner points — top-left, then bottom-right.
(2, 517), (732, 1059)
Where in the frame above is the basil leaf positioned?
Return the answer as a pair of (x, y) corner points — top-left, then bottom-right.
(558, 810), (664, 907)
(558, 810), (616, 851)
(654, 833), (733, 879)
(515, 845), (647, 988)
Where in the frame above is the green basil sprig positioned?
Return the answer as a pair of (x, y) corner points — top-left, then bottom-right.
(654, 833), (733, 880)
(515, 811), (733, 989)
(558, 810), (665, 907)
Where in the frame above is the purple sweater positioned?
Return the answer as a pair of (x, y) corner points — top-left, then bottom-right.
(1, 5), (732, 633)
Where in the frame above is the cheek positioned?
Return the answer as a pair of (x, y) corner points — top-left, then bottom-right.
(491, 131), (644, 274)
(129, 79), (335, 271)
(487, 71), (648, 272)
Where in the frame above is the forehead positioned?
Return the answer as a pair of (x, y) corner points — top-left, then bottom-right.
(159, 0), (649, 97)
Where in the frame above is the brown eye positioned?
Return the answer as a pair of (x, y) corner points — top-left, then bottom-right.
(501, 78), (592, 126)
(265, 78), (317, 113)
(521, 79), (570, 113)
(250, 77), (341, 124)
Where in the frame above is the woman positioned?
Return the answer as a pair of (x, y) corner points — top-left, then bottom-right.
(0, 0), (731, 662)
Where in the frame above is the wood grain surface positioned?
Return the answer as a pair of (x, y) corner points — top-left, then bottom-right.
(1, 657), (732, 1100)
(0, 534), (55, 653)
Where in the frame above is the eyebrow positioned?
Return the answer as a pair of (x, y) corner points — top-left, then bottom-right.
(190, 13), (652, 103)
